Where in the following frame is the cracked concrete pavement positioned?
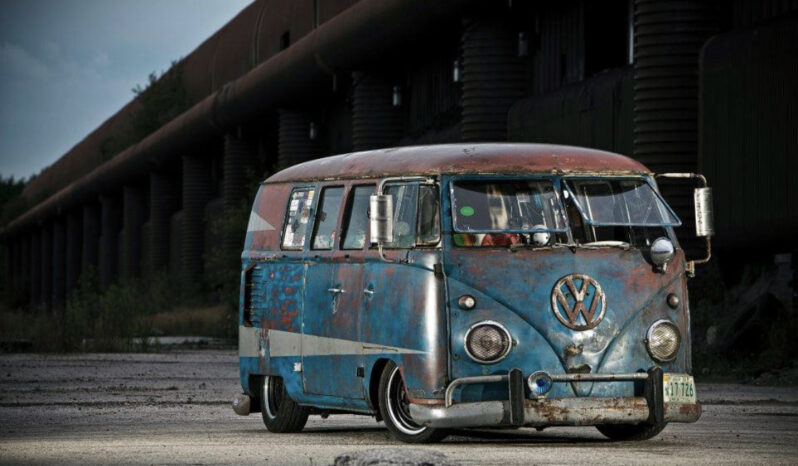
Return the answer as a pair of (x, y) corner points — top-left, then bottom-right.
(1, 351), (797, 465)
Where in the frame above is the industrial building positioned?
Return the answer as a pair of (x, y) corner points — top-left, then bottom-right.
(2, 0), (796, 310)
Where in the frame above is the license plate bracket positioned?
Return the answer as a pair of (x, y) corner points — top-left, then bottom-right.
(663, 373), (696, 404)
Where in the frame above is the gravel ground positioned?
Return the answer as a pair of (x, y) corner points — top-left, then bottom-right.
(1, 351), (797, 465)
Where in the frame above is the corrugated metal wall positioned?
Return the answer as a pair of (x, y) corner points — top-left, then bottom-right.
(507, 67), (633, 156)
(700, 15), (798, 251)
(532, 3), (585, 96)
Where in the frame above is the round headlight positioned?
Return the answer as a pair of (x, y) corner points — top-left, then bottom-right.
(650, 237), (675, 270)
(527, 371), (553, 397)
(464, 321), (512, 364)
(646, 319), (681, 362)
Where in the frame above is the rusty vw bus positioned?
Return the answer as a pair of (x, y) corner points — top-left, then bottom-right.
(232, 143), (712, 443)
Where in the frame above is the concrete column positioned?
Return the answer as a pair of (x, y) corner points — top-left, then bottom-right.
(460, 18), (526, 142)
(52, 219), (66, 307)
(182, 156), (212, 285)
(40, 225), (52, 307)
(352, 72), (404, 151)
(122, 185), (146, 280)
(99, 195), (121, 289)
(223, 132), (253, 252)
(65, 210), (82, 295)
(149, 172), (178, 273)
(82, 203), (100, 276)
(29, 231), (41, 306)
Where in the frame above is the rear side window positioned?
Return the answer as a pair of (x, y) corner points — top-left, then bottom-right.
(311, 186), (345, 250)
(282, 188), (315, 250)
(341, 185), (375, 250)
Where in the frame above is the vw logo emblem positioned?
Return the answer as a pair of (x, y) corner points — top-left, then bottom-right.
(551, 274), (607, 331)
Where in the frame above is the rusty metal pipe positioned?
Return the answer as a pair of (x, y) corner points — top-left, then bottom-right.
(1, 0), (477, 238)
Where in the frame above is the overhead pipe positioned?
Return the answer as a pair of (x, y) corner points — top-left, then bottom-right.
(1, 0), (477, 237)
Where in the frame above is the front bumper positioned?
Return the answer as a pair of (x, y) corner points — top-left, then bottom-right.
(409, 367), (701, 429)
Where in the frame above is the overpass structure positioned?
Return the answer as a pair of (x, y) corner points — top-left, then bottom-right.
(2, 0), (797, 309)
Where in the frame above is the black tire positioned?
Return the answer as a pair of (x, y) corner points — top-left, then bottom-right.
(378, 361), (447, 443)
(260, 376), (309, 433)
(596, 422), (667, 441)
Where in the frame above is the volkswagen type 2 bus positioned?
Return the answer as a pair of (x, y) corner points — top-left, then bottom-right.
(232, 143), (713, 443)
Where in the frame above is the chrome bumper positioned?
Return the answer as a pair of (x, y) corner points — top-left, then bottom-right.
(409, 367), (701, 429)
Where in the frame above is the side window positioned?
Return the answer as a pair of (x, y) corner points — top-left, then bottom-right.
(281, 188), (315, 250)
(311, 186), (345, 250)
(341, 185), (375, 250)
(384, 184), (419, 248)
(417, 185), (440, 246)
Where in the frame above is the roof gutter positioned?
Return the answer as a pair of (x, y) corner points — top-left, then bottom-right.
(3, 0), (476, 237)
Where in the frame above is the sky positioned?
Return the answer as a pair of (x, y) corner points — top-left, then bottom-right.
(0, 0), (252, 181)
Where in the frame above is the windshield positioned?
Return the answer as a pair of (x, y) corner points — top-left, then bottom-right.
(451, 180), (567, 233)
(564, 178), (680, 227)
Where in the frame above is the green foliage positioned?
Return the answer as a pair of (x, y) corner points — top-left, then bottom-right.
(0, 174), (28, 227)
(204, 168), (265, 329)
(101, 60), (188, 160)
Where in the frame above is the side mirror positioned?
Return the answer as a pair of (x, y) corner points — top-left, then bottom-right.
(655, 173), (714, 277)
(693, 187), (714, 238)
(369, 194), (393, 245)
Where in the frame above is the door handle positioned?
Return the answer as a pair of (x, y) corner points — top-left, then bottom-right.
(363, 289), (374, 297)
(327, 288), (345, 294)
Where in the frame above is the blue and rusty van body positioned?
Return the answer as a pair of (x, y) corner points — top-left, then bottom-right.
(234, 143), (709, 442)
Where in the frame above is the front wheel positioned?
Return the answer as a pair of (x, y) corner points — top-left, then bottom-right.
(596, 422), (667, 441)
(260, 376), (309, 433)
(378, 361), (447, 443)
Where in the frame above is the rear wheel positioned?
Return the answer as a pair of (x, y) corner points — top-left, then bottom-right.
(260, 376), (309, 433)
(378, 361), (447, 443)
(596, 422), (667, 441)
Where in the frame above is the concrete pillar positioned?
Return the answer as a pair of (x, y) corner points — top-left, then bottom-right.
(352, 72), (404, 151)
(65, 210), (82, 295)
(29, 231), (41, 306)
(223, 132), (253, 252)
(122, 185), (146, 280)
(149, 172), (178, 273)
(82, 203), (100, 276)
(182, 156), (212, 285)
(99, 195), (121, 289)
(52, 219), (66, 307)
(40, 225), (52, 307)
(460, 18), (526, 142)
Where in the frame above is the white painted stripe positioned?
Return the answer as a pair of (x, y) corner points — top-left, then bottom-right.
(238, 326), (427, 358)
(247, 211), (275, 232)
(239, 326), (262, 358)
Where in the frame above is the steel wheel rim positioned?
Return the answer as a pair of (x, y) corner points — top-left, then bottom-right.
(386, 366), (425, 435)
(263, 376), (282, 420)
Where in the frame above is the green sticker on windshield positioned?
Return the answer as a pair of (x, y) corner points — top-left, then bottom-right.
(460, 206), (475, 217)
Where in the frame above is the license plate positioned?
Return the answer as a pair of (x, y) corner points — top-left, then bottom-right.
(663, 373), (696, 404)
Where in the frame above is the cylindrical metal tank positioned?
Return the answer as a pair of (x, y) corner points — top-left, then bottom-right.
(40, 225), (52, 307)
(223, 132), (254, 251)
(122, 186), (146, 279)
(82, 203), (100, 276)
(29, 231), (41, 306)
(65, 210), (82, 296)
(633, 0), (719, 256)
(52, 219), (66, 308)
(352, 72), (404, 151)
(277, 109), (327, 169)
(461, 18), (525, 142)
(182, 156), (212, 285)
(99, 195), (120, 289)
(149, 172), (178, 273)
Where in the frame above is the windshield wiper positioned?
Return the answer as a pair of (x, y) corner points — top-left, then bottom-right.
(576, 240), (631, 250)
